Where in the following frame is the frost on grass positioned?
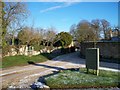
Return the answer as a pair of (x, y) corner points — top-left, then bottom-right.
(45, 69), (119, 88)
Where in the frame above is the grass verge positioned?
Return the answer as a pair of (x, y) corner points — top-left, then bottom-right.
(45, 68), (120, 88)
(1, 52), (67, 69)
(1, 54), (48, 68)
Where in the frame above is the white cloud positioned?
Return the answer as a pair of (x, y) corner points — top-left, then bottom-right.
(40, 5), (62, 13)
(40, 2), (77, 13)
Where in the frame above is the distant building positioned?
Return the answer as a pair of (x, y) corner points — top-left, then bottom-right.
(101, 28), (120, 42)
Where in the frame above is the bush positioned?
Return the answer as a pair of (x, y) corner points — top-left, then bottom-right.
(32, 44), (40, 51)
(61, 48), (70, 54)
(53, 32), (72, 48)
(70, 46), (75, 52)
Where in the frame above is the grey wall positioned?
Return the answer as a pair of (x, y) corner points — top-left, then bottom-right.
(80, 41), (120, 59)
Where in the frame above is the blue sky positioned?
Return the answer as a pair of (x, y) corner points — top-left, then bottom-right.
(26, 2), (118, 33)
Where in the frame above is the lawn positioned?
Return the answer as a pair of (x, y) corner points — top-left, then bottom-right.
(45, 68), (120, 89)
(1, 52), (66, 68)
(1, 54), (48, 68)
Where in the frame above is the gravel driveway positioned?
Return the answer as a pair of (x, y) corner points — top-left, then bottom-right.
(0, 51), (120, 89)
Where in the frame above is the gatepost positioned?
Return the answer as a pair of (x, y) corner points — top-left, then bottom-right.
(86, 48), (99, 76)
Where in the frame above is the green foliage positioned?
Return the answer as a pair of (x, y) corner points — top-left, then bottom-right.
(45, 68), (120, 88)
(33, 44), (40, 51)
(54, 32), (72, 48)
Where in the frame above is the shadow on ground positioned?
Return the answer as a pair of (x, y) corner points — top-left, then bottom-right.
(30, 51), (120, 70)
(28, 61), (65, 70)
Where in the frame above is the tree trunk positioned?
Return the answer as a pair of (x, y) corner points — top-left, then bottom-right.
(12, 36), (14, 45)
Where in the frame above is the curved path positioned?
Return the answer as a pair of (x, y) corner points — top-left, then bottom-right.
(0, 52), (120, 88)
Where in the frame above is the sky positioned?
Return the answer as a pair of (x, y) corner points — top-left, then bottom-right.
(25, 2), (118, 33)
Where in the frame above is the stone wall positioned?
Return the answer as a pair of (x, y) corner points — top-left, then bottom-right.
(80, 41), (120, 59)
(4, 45), (53, 57)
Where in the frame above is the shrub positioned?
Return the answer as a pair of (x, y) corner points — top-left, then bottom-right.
(53, 32), (72, 48)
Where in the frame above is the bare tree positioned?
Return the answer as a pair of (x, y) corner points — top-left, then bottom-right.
(44, 26), (57, 51)
(29, 28), (43, 46)
(69, 20), (100, 43)
(46, 26), (56, 42)
(17, 26), (44, 52)
(101, 19), (110, 39)
(3, 2), (29, 45)
(76, 20), (96, 42)
(91, 19), (101, 40)
(8, 20), (24, 45)
(70, 24), (76, 39)
(18, 27), (33, 45)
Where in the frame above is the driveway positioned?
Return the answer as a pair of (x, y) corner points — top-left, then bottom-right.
(0, 51), (120, 88)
